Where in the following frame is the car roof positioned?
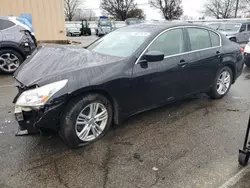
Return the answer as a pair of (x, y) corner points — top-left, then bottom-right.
(0, 16), (10, 20)
(220, 21), (250, 24)
(122, 22), (211, 33)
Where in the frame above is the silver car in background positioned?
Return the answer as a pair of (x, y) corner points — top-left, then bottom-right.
(0, 16), (36, 73)
(207, 22), (250, 43)
(66, 27), (81, 36)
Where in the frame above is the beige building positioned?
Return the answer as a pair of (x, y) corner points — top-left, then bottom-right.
(0, 0), (67, 42)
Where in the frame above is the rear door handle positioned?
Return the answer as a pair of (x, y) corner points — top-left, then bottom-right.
(178, 59), (188, 67)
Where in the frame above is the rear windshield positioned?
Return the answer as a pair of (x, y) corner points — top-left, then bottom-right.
(0, 19), (15, 30)
(99, 20), (112, 27)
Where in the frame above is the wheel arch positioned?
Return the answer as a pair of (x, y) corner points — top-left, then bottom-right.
(223, 63), (236, 83)
(0, 44), (26, 60)
(66, 88), (121, 125)
(229, 37), (237, 42)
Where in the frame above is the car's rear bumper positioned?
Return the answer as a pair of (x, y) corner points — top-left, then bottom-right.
(244, 52), (250, 66)
(71, 32), (81, 35)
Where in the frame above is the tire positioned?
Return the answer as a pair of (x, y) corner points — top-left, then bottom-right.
(88, 30), (91, 36)
(245, 61), (250, 68)
(0, 49), (24, 74)
(59, 94), (113, 148)
(208, 66), (233, 99)
(238, 151), (249, 166)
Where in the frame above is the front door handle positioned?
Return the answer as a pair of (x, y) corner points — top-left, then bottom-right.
(178, 59), (188, 67)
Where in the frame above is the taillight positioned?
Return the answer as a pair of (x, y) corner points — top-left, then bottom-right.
(240, 47), (244, 54)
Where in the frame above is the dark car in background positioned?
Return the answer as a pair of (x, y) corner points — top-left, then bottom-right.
(0, 16), (36, 73)
(13, 23), (244, 148)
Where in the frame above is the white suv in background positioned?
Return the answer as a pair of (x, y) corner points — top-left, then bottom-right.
(0, 16), (37, 73)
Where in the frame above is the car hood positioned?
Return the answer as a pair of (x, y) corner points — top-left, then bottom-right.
(14, 45), (123, 86)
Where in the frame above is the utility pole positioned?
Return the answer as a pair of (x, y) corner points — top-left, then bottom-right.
(235, 0), (239, 18)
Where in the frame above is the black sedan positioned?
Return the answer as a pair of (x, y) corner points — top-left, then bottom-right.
(13, 23), (244, 148)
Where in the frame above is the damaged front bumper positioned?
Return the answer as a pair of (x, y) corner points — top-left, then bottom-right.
(14, 102), (64, 135)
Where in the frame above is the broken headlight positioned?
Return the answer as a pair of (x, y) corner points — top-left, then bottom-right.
(16, 80), (68, 107)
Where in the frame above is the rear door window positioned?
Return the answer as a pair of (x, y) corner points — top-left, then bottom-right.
(209, 31), (220, 47)
(187, 28), (211, 51)
(240, 24), (246, 32)
(247, 24), (250, 31)
(0, 19), (15, 30)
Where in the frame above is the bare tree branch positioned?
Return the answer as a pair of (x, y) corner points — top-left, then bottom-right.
(101, 0), (144, 20)
(149, 0), (183, 20)
(203, 0), (237, 18)
(64, 0), (84, 21)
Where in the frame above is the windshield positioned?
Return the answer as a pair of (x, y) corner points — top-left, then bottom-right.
(69, 28), (79, 31)
(99, 20), (111, 27)
(87, 30), (151, 57)
(128, 20), (139, 25)
(218, 23), (241, 32)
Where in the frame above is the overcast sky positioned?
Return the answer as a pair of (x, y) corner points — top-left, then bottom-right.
(84, 0), (206, 20)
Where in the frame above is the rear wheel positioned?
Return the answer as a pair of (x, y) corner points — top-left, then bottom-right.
(59, 94), (113, 148)
(208, 66), (233, 99)
(0, 49), (23, 74)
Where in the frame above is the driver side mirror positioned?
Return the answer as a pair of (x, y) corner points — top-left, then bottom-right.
(144, 51), (164, 62)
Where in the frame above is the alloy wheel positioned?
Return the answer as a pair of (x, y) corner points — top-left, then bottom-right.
(217, 70), (231, 95)
(0, 53), (20, 73)
(75, 102), (108, 142)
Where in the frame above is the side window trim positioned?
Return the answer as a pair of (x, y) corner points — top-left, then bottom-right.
(184, 26), (221, 53)
(147, 28), (187, 57)
(135, 26), (222, 65)
(135, 26), (186, 64)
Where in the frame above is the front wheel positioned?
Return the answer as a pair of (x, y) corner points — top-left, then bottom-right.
(208, 66), (233, 99)
(0, 49), (23, 74)
(59, 94), (113, 148)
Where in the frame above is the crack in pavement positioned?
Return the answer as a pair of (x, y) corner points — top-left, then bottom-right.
(72, 151), (105, 169)
(103, 145), (112, 188)
(150, 170), (160, 188)
(54, 161), (70, 188)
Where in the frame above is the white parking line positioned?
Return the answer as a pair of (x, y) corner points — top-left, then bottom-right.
(218, 165), (250, 188)
(0, 84), (15, 88)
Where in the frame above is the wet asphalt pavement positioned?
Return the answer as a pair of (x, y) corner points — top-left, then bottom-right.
(1, 37), (250, 188)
